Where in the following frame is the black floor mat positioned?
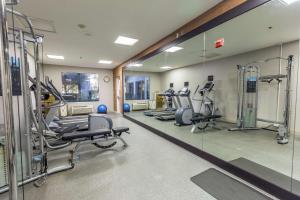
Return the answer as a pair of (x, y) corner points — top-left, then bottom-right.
(191, 168), (273, 200)
(230, 157), (300, 196)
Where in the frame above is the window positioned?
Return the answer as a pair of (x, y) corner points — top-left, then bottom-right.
(61, 72), (99, 102)
(125, 75), (150, 100)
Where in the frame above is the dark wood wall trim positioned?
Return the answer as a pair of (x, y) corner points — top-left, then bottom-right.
(113, 0), (270, 112)
(114, 0), (270, 69)
(140, 0), (271, 61)
(124, 115), (300, 200)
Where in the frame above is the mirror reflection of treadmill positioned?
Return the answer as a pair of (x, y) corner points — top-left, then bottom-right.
(156, 82), (190, 121)
(143, 83), (177, 117)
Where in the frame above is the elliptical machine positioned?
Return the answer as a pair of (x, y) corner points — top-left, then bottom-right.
(190, 76), (222, 133)
(174, 82), (194, 126)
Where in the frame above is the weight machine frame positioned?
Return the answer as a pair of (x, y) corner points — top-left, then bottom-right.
(0, 5), (72, 198)
(229, 55), (293, 144)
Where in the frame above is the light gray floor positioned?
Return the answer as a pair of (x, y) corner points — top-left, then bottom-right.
(126, 111), (300, 194)
(0, 113), (278, 200)
(0, 113), (215, 200)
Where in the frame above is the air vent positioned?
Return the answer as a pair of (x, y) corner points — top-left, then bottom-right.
(18, 17), (56, 33)
(199, 53), (221, 59)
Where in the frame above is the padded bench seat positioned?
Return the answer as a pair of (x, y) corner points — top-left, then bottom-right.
(112, 127), (129, 134)
(62, 128), (111, 140)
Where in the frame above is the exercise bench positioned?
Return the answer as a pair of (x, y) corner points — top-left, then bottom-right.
(62, 127), (129, 165)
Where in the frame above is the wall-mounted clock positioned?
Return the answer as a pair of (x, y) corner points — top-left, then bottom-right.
(103, 75), (111, 83)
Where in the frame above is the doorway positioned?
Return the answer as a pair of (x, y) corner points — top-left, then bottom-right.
(116, 76), (121, 113)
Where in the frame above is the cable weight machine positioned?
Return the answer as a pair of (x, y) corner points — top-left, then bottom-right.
(0, 5), (73, 197)
(229, 55), (293, 144)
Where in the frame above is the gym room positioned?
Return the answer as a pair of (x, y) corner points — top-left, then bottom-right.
(0, 0), (300, 200)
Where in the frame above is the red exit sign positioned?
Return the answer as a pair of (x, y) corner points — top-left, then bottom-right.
(215, 38), (224, 48)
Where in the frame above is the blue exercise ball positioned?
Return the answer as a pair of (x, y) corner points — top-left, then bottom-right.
(97, 104), (107, 114)
(123, 103), (131, 112)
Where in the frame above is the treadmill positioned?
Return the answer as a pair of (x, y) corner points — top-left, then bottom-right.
(144, 83), (178, 117)
(155, 82), (190, 121)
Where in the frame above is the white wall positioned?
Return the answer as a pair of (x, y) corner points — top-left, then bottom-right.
(124, 71), (161, 104)
(160, 41), (300, 131)
(43, 64), (114, 112)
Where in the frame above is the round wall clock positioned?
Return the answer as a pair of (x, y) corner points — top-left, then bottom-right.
(103, 75), (111, 83)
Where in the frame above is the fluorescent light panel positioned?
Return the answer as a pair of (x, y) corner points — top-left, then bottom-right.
(47, 55), (64, 60)
(98, 60), (112, 64)
(128, 63), (143, 67)
(115, 36), (138, 46)
(161, 66), (172, 69)
(165, 46), (183, 53)
(281, 0), (300, 4)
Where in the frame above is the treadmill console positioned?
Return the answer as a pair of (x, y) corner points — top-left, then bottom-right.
(164, 88), (175, 96)
(178, 86), (190, 96)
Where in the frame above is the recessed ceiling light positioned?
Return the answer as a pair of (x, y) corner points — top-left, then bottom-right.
(128, 63), (143, 67)
(47, 55), (64, 60)
(161, 66), (172, 70)
(280, 0), (300, 5)
(115, 36), (138, 46)
(165, 46), (183, 53)
(98, 60), (112, 64)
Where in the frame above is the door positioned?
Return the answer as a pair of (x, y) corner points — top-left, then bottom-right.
(116, 77), (121, 113)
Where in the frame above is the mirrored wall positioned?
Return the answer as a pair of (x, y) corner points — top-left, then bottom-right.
(124, 0), (300, 197)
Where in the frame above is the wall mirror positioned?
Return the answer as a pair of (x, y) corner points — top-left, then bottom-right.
(124, 0), (300, 196)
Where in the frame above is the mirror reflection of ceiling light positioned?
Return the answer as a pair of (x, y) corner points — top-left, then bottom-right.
(165, 46), (183, 53)
(98, 60), (112, 64)
(280, 0), (300, 5)
(128, 63), (143, 67)
(160, 66), (172, 69)
(47, 55), (64, 60)
(114, 36), (138, 46)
